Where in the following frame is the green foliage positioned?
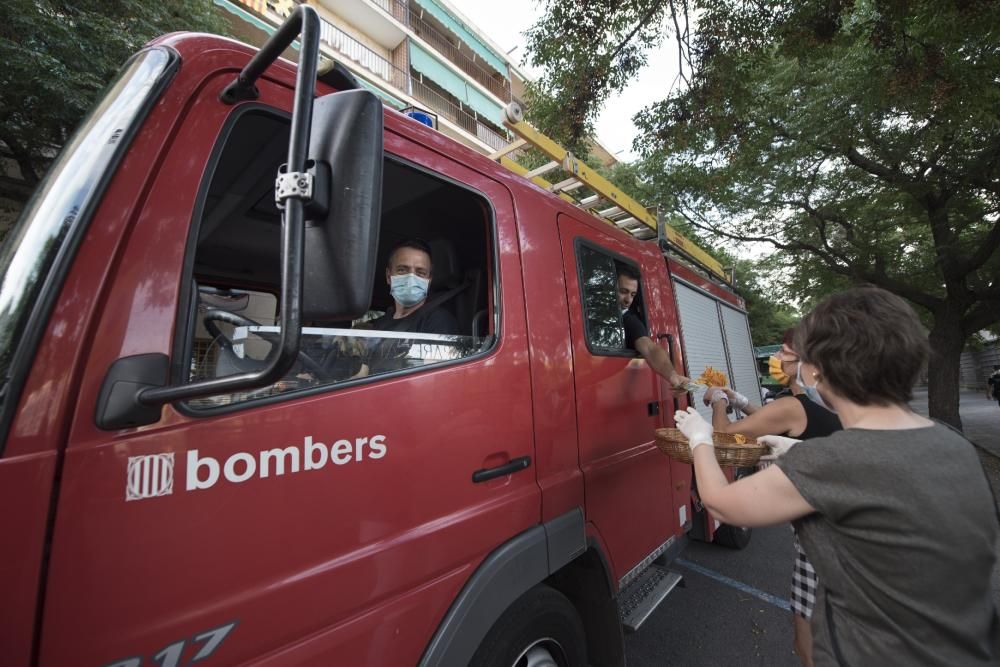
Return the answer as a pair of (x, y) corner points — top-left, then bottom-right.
(630, 1), (1000, 335)
(528, 0), (1000, 424)
(524, 0), (671, 148)
(601, 161), (800, 347)
(732, 257), (800, 348)
(0, 0), (228, 186)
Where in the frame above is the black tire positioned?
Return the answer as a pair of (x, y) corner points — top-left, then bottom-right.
(713, 466), (755, 550)
(469, 584), (588, 667)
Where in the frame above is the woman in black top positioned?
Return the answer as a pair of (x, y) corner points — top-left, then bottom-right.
(704, 330), (840, 666)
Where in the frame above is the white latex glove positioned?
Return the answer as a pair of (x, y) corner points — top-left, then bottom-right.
(674, 407), (715, 451)
(702, 386), (729, 407)
(725, 388), (750, 410)
(758, 434), (802, 461)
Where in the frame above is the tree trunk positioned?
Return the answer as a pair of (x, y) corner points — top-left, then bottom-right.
(926, 314), (964, 430)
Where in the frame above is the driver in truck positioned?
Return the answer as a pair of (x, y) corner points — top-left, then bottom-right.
(617, 265), (691, 392)
(360, 238), (461, 374)
(369, 238), (460, 336)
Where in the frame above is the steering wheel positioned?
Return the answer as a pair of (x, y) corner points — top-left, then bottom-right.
(201, 308), (327, 377)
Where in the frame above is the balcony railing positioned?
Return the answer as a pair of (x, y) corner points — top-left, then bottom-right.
(319, 20), (409, 91)
(370, 0), (512, 102)
(409, 78), (507, 151)
(317, 18), (510, 151)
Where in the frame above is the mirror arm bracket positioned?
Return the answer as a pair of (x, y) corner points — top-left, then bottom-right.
(275, 167), (314, 209)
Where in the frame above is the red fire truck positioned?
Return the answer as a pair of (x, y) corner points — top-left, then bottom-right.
(0, 7), (762, 666)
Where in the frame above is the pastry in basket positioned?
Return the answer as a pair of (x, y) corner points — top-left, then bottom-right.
(654, 424), (763, 467)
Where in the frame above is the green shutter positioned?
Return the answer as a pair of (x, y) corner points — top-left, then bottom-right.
(410, 41), (468, 102)
(409, 42), (503, 129)
(465, 84), (502, 126)
(412, 0), (508, 76)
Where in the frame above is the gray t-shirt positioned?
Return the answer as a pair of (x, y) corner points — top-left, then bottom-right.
(777, 423), (1000, 666)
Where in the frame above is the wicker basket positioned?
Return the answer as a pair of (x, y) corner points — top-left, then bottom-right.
(655, 427), (767, 467)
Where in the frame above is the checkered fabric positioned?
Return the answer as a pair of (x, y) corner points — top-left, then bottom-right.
(790, 534), (818, 619)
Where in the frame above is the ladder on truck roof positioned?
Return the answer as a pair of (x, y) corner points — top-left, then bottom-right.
(493, 102), (730, 284)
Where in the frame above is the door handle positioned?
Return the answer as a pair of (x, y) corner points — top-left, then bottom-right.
(472, 456), (532, 483)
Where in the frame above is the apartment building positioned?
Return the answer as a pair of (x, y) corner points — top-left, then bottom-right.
(215, 0), (618, 163)
(216, 0), (523, 154)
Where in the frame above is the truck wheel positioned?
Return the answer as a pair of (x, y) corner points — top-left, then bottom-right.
(469, 584), (587, 667)
(713, 466), (755, 549)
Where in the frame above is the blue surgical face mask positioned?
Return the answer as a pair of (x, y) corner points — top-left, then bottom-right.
(797, 363), (834, 412)
(390, 273), (429, 307)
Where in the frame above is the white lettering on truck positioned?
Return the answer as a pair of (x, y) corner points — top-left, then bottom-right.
(126, 434), (387, 500)
(187, 434), (388, 490)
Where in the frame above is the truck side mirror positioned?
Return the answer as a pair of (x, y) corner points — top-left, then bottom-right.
(301, 89), (383, 321)
(96, 5), (385, 430)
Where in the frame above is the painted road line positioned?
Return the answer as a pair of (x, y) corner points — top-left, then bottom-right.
(675, 557), (792, 611)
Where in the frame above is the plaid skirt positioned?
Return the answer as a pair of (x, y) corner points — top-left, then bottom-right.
(790, 534), (818, 619)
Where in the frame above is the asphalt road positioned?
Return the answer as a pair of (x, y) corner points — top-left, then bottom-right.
(625, 527), (802, 666)
(909, 386), (1000, 457)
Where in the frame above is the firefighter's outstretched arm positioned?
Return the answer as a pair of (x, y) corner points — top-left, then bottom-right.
(634, 336), (690, 390)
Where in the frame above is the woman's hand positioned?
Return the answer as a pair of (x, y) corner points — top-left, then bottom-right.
(723, 388), (750, 410)
(758, 434), (801, 461)
(674, 407), (715, 451)
(703, 386), (729, 406)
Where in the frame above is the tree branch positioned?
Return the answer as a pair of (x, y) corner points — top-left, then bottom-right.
(971, 284), (1000, 301)
(668, 0), (690, 86)
(676, 202), (944, 312)
(607, 0), (669, 62)
(862, 265), (943, 312)
(963, 301), (1000, 337)
(844, 146), (917, 192)
(955, 216), (1000, 276)
(955, 135), (1000, 196)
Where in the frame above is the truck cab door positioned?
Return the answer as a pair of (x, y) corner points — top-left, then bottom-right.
(556, 213), (677, 586)
(28, 46), (537, 667)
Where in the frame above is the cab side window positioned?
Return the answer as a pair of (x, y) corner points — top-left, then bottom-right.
(182, 108), (496, 409)
(576, 242), (646, 355)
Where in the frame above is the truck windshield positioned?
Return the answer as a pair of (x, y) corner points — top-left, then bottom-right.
(0, 47), (174, 449)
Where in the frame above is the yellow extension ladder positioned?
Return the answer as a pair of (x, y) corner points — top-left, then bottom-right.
(492, 102), (729, 284)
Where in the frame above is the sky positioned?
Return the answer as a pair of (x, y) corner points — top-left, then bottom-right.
(447, 0), (681, 162)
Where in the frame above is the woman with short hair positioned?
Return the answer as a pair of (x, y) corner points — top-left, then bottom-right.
(703, 328), (840, 667)
(675, 287), (999, 665)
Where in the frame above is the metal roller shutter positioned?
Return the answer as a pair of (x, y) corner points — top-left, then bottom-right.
(673, 282), (730, 420)
(720, 305), (762, 408)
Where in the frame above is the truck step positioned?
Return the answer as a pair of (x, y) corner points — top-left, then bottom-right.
(618, 564), (684, 632)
